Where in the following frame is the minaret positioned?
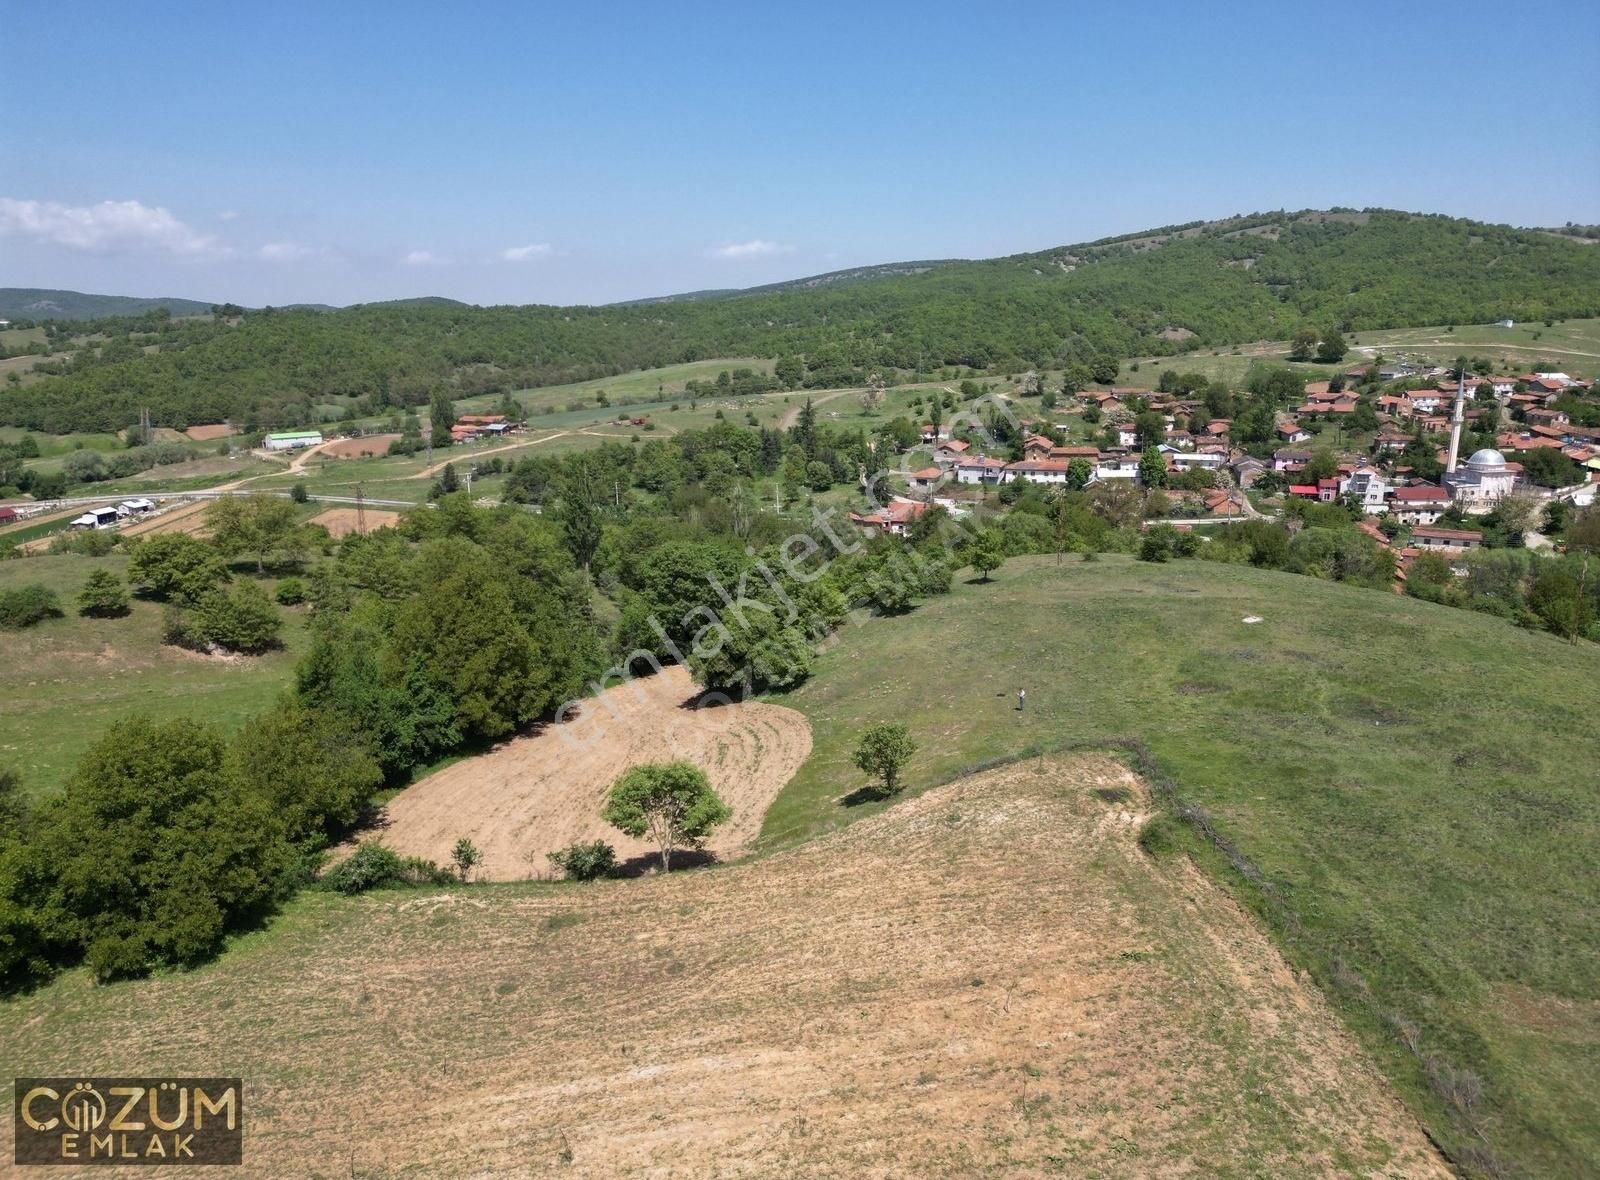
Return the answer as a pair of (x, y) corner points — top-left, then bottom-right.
(1445, 369), (1467, 476)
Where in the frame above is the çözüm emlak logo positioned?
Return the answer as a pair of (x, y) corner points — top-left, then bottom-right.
(14, 1078), (242, 1166)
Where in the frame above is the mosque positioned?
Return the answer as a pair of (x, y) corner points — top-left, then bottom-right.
(1440, 375), (1521, 513)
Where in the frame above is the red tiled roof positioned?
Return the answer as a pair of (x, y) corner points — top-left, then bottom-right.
(1392, 484), (1450, 502)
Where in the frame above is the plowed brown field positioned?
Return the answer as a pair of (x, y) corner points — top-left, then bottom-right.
(370, 666), (814, 878)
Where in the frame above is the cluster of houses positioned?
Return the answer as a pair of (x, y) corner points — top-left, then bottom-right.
(70, 498), (155, 529)
(860, 364), (1597, 543)
(450, 414), (518, 444)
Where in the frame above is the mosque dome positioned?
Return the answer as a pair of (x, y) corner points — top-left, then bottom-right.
(1466, 448), (1507, 471)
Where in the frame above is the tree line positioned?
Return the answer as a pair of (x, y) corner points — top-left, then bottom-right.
(5, 211), (1597, 435)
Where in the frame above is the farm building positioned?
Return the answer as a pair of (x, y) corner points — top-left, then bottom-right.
(71, 506), (121, 529)
(118, 498), (155, 516)
(264, 431), (324, 451)
(0, 506), (18, 524)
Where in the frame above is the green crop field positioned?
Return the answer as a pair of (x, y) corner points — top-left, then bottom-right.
(0, 554), (310, 798)
(765, 554), (1599, 1177)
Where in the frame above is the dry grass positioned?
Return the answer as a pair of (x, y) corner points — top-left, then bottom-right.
(306, 506), (402, 538)
(1, 756), (1447, 1177)
(365, 666), (813, 878)
(319, 434), (400, 459)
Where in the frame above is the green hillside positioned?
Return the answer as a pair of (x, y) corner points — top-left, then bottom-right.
(768, 554), (1599, 1179)
(6, 209), (1599, 433)
(0, 288), (218, 322)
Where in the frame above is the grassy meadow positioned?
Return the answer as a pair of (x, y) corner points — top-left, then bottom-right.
(766, 554), (1598, 1177)
(0, 554), (309, 798)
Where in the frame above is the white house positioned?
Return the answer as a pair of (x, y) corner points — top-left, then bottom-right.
(1006, 459), (1072, 485)
(116, 497), (155, 516)
(953, 455), (1009, 485)
(1106, 423), (1138, 448)
(1093, 454), (1141, 483)
(1389, 483), (1452, 525)
(1163, 447), (1226, 472)
(1340, 467), (1388, 515)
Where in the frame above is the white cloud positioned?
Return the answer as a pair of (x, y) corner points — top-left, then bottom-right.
(502, 242), (553, 262)
(217, 209), (241, 221)
(0, 197), (229, 258)
(400, 249), (445, 266)
(257, 241), (317, 262)
(708, 239), (794, 260)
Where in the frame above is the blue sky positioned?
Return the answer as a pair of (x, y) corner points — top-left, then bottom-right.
(4, 0), (1597, 307)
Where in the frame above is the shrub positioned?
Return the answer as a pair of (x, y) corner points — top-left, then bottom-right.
(289, 482), (309, 503)
(274, 577), (307, 605)
(450, 837), (483, 882)
(322, 843), (452, 894)
(0, 584), (63, 629)
(548, 840), (617, 881)
(1137, 814), (1184, 858)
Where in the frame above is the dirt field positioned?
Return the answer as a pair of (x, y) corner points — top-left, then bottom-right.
(320, 433), (400, 458)
(120, 499), (212, 538)
(308, 506), (403, 538)
(184, 424), (237, 441)
(371, 666), (813, 878)
(0, 756), (1449, 1176)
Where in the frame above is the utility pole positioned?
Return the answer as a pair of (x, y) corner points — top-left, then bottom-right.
(355, 481), (366, 536)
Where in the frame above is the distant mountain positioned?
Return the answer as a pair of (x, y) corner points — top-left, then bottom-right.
(7, 208), (1599, 434)
(0, 288), (218, 322)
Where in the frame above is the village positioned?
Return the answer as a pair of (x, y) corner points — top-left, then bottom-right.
(850, 361), (1600, 586)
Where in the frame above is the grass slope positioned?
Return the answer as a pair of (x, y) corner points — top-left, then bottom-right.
(0, 757), (1447, 1177)
(0, 555), (309, 797)
(767, 555), (1598, 1177)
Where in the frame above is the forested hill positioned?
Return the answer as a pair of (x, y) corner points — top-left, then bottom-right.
(0, 288), (218, 322)
(6, 209), (1600, 433)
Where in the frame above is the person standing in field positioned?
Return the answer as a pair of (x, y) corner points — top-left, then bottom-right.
(1017, 688), (1026, 712)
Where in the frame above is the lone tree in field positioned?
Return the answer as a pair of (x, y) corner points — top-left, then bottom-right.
(450, 837), (483, 882)
(969, 529), (1006, 582)
(602, 762), (731, 872)
(78, 568), (130, 617)
(853, 723), (916, 797)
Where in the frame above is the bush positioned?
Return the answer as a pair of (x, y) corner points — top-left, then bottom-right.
(547, 840), (617, 881)
(321, 843), (452, 894)
(289, 482), (309, 503)
(0, 584), (63, 629)
(1138, 814), (1184, 858)
(274, 577), (307, 605)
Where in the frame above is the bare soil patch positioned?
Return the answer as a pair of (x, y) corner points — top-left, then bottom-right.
(369, 666), (812, 878)
(307, 506), (402, 538)
(321, 433), (400, 458)
(184, 424), (237, 441)
(1, 756), (1448, 1176)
